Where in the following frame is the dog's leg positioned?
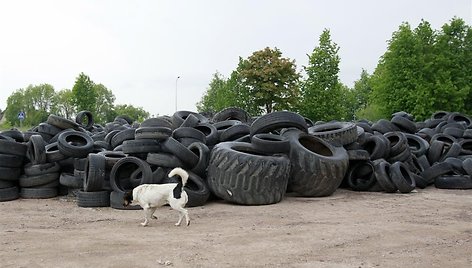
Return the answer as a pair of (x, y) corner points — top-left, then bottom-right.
(150, 207), (157, 220)
(141, 208), (153, 227)
(174, 207), (190, 226)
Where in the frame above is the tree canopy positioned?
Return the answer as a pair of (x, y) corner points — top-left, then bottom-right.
(369, 18), (472, 120)
(298, 29), (349, 121)
(3, 73), (150, 127)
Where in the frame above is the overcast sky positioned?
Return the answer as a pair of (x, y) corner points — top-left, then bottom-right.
(1, 0), (471, 117)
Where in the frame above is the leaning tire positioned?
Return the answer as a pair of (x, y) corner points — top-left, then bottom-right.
(308, 122), (358, 146)
(282, 129), (349, 197)
(207, 142), (291, 205)
(250, 111), (308, 136)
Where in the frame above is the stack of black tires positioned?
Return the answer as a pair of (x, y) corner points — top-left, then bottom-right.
(1, 108), (471, 207)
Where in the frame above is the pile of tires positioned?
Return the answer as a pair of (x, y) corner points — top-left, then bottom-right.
(339, 111), (472, 193)
(0, 132), (27, 201)
(1, 107), (471, 208)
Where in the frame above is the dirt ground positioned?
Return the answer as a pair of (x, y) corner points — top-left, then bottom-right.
(0, 188), (471, 268)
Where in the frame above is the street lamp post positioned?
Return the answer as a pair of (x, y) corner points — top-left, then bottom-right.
(175, 76), (181, 111)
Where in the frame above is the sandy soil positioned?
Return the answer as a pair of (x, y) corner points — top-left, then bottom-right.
(0, 188), (471, 268)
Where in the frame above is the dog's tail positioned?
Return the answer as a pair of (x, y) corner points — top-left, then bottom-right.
(168, 167), (189, 186)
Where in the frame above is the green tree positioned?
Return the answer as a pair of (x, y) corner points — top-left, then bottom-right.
(236, 47), (301, 114)
(299, 29), (345, 121)
(370, 18), (471, 120)
(196, 72), (238, 113)
(113, 104), (149, 123)
(5, 84), (55, 127)
(51, 89), (75, 119)
(72, 72), (97, 115)
(93, 83), (116, 123)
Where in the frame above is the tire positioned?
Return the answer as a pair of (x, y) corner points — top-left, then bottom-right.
(146, 153), (184, 168)
(187, 142), (210, 177)
(97, 151), (127, 169)
(47, 114), (79, 130)
(404, 133), (429, 157)
(110, 156), (153, 193)
(373, 159), (397, 193)
(363, 135), (390, 160)
(219, 124), (250, 142)
(37, 122), (62, 136)
(462, 158), (472, 176)
(194, 123), (218, 146)
(83, 154), (106, 192)
(171, 111), (208, 129)
(459, 139), (472, 155)
(111, 128), (136, 148)
(371, 119), (399, 134)
(435, 175), (472, 189)
(447, 112), (471, 127)
(420, 162), (453, 184)
(282, 129), (349, 197)
(172, 127), (206, 143)
(19, 172), (59, 188)
(135, 127), (172, 140)
(0, 167), (21, 181)
(251, 133), (290, 154)
(110, 191), (142, 210)
(75, 111), (94, 130)
(347, 149), (370, 161)
(213, 107), (251, 123)
(0, 153), (24, 168)
(389, 162), (416, 193)
(184, 171), (210, 207)
(180, 113), (200, 128)
(427, 140), (445, 164)
(0, 179), (16, 189)
(140, 117), (173, 128)
(161, 137), (199, 168)
(1, 129), (25, 142)
(77, 190), (110, 207)
(442, 127), (464, 138)
(0, 139), (27, 157)
(122, 139), (161, 154)
(391, 116), (417, 133)
(57, 130), (94, 158)
(250, 111), (308, 136)
(24, 162), (61, 176)
(20, 187), (58, 199)
(60, 172), (84, 189)
(346, 161), (376, 191)
(207, 142), (291, 205)
(0, 186), (19, 202)
(27, 135), (47, 165)
(384, 131), (408, 156)
(308, 122), (358, 146)
(45, 142), (68, 162)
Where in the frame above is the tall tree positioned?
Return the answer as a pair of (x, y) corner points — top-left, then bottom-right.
(93, 83), (116, 123)
(196, 72), (238, 113)
(72, 72), (97, 115)
(299, 29), (346, 121)
(51, 89), (75, 119)
(369, 18), (471, 120)
(236, 47), (300, 114)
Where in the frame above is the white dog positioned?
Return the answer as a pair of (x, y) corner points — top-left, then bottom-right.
(123, 167), (190, 227)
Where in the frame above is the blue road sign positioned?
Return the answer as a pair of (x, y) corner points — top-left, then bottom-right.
(18, 111), (25, 120)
